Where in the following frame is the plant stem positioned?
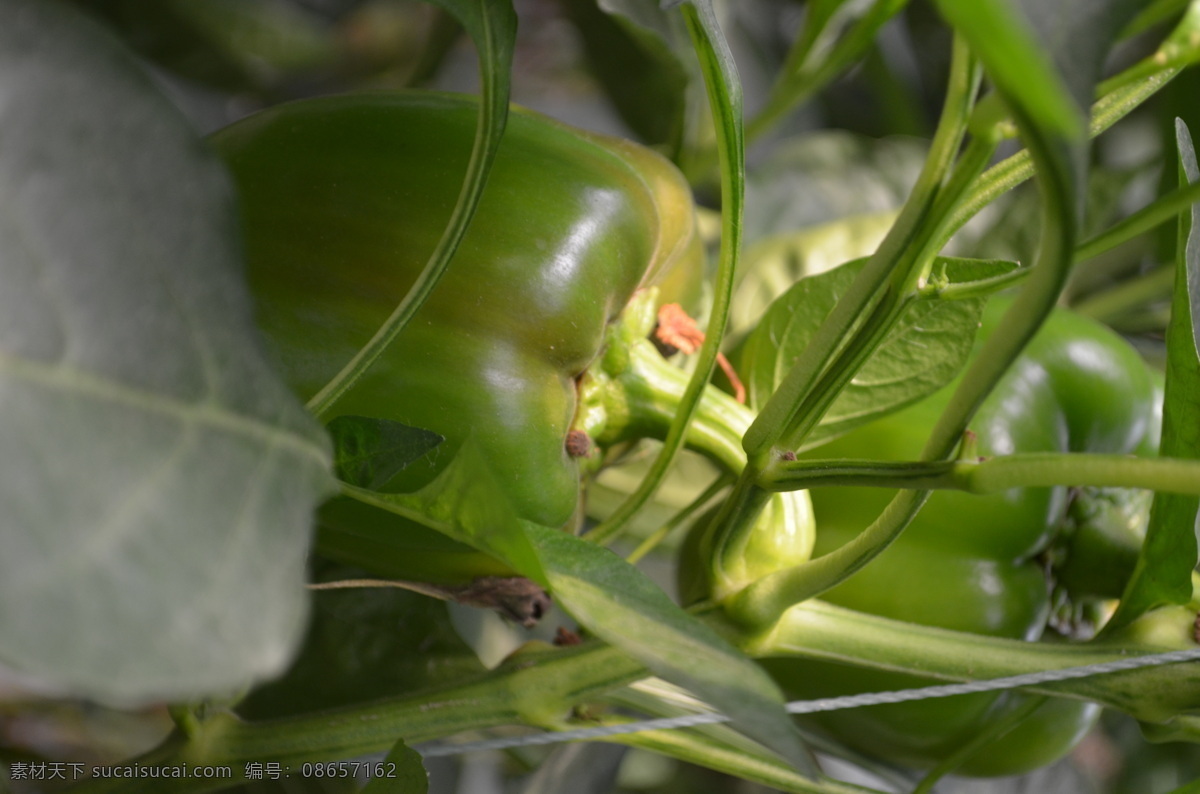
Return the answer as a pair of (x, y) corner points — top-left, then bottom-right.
(736, 600), (1200, 724)
(1075, 179), (1200, 263)
(742, 34), (980, 462)
(593, 720), (881, 794)
(728, 3), (1087, 630)
(760, 453), (1200, 496)
(746, 0), (910, 148)
(69, 643), (642, 794)
(626, 473), (731, 564)
(596, 339), (752, 475)
(937, 55), (1191, 253)
(587, 2), (744, 545)
(1074, 266), (1175, 322)
(702, 37), (980, 592)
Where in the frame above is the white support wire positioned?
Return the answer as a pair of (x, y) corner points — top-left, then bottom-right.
(417, 647), (1200, 758)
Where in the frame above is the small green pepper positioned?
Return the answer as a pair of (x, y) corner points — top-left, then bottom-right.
(209, 91), (703, 579)
(758, 301), (1159, 775)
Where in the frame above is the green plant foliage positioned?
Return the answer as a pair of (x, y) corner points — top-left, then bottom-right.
(0, 0), (334, 705)
(6, 0), (1200, 791)
(736, 256), (1016, 445)
(327, 417), (443, 491)
(1106, 120), (1200, 631)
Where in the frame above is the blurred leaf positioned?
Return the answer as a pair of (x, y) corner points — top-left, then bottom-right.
(70, 0), (335, 92)
(1014, 0), (1146, 112)
(581, 0), (712, 168)
(525, 524), (817, 778)
(237, 563), (483, 720)
(1106, 120), (1200, 631)
(327, 416), (443, 490)
(360, 739), (428, 794)
(738, 257), (1009, 447)
(561, 0), (691, 155)
(751, 0), (910, 141)
(935, 757), (1095, 794)
(744, 131), (926, 244)
(0, 0), (334, 704)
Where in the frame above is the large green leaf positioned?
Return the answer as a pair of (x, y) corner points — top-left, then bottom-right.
(1105, 120), (1200, 631)
(0, 0), (334, 703)
(737, 257), (1014, 447)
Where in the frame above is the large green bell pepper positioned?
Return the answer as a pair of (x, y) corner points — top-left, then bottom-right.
(209, 91), (702, 580)
(758, 301), (1160, 775)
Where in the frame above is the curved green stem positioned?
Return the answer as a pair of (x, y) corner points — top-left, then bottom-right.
(598, 340), (752, 474)
(761, 453), (1200, 496)
(937, 62), (1191, 254)
(728, 3), (1085, 631)
(626, 473), (731, 564)
(305, 8), (515, 417)
(587, 2), (744, 546)
(1074, 266), (1175, 322)
(746, 0), (910, 148)
(736, 599), (1200, 724)
(742, 33), (981, 461)
(1075, 179), (1200, 264)
(69, 644), (642, 794)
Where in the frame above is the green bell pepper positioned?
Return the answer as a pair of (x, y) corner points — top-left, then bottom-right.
(209, 91), (702, 580)
(757, 301), (1160, 775)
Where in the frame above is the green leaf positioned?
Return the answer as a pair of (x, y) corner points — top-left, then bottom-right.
(0, 0), (334, 704)
(737, 257), (1006, 447)
(1106, 120), (1200, 631)
(343, 438), (546, 585)
(525, 524), (817, 778)
(743, 131), (926, 245)
(361, 739), (428, 794)
(327, 416), (443, 491)
(730, 212), (901, 343)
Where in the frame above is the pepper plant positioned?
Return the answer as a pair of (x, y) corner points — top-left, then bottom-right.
(4, 0), (1200, 792)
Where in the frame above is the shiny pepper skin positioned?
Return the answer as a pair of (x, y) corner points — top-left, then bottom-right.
(762, 302), (1159, 775)
(209, 92), (701, 551)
